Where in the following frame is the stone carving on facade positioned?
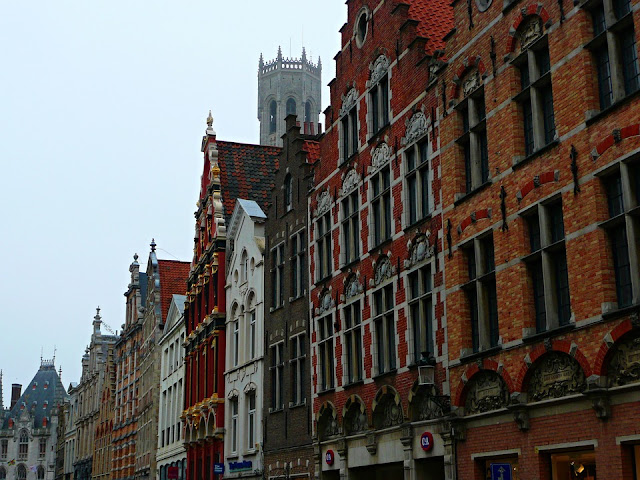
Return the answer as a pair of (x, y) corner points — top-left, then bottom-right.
(519, 18), (542, 50)
(405, 234), (435, 269)
(341, 169), (360, 197)
(340, 88), (359, 117)
(608, 334), (640, 387)
(316, 290), (334, 316)
(317, 405), (340, 440)
(370, 142), (392, 172)
(344, 275), (363, 300)
(527, 352), (586, 401)
(403, 111), (429, 146)
(410, 386), (448, 421)
(315, 190), (331, 217)
(369, 55), (390, 85)
(373, 256), (393, 286)
(475, 0), (493, 12)
(374, 396), (404, 429)
(343, 402), (368, 435)
(462, 70), (481, 97)
(464, 371), (509, 415)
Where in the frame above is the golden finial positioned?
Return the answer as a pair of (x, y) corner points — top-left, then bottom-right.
(206, 110), (213, 127)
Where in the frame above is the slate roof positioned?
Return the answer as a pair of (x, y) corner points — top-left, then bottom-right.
(1, 362), (67, 430)
(157, 260), (190, 323)
(407, 0), (454, 55)
(217, 141), (280, 225)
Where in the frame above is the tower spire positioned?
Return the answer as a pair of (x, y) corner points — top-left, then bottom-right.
(0, 370), (4, 411)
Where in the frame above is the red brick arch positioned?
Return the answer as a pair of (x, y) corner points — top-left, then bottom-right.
(591, 124), (640, 160)
(506, 4), (552, 53)
(453, 358), (515, 407)
(594, 318), (635, 376)
(514, 340), (592, 393)
(449, 56), (488, 100)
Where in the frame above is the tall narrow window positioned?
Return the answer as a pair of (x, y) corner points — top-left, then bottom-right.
(270, 343), (284, 410)
(37, 467), (44, 480)
(233, 315), (240, 367)
(18, 430), (28, 461)
(284, 174), (293, 212)
(240, 250), (248, 282)
(0, 440), (7, 459)
(523, 200), (571, 333)
(290, 334), (306, 405)
(372, 165), (392, 246)
(373, 284), (396, 374)
(406, 139), (431, 225)
(456, 77), (489, 194)
(515, 33), (555, 156)
(305, 101), (312, 123)
(248, 307), (256, 360)
(247, 392), (256, 450)
(463, 234), (499, 353)
(341, 96), (359, 162)
(17, 465), (26, 480)
(587, 0), (639, 110)
(291, 230), (305, 298)
(316, 213), (332, 280)
(286, 98), (297, 116)
(271, 244), (285, 307)
(230, 398), (238, 453)
(317, 315), (335, 391)
(343, 300), (363, 384)
(408, 266), (433, 364)
(269, 100), (277, 134)
(370, 74), (389, 135)
(342, 190), (360, 265)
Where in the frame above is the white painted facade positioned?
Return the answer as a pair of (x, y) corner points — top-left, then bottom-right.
(156, 295), (187, 480)
(224, 200), (266, 480)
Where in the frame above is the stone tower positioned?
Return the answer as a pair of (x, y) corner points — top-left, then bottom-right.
(258, 47), (322, 146)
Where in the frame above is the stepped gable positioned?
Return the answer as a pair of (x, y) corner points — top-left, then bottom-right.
(157, 260), (190, 323)
(1, 362), (67, 430)
(407, 0), (454, 55)
(217, 141), (280, 224)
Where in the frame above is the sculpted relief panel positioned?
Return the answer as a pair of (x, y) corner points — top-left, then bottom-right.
(465, 371), (508, 415)
(528, 352), (586, 401)
(609, 334), (640, 387)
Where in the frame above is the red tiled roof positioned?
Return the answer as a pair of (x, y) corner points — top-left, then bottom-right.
(407, 0), (454, 55)
(217, 141), (280, 223)
(157, 260), (190, 322)
(303, 140), (320, 163)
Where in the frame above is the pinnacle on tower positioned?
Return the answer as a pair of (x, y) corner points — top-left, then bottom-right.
(150, 238), (157, 252)
(0, 369), (3, 411)
(206, 110), (216, 135)
(277, 46), (283, 62)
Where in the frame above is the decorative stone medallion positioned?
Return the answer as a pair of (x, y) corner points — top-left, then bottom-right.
(370, 142), (392, 172)
(403, 111), (429, 146)
(317, 290), (334, 316)
(527, 352), (586, 401)
(342, 169), (360, 197)
(608, 334), (640, 387)
(465, 371), (508, 414)
(475, 0), (493, 12)
(406, 235), (434, 268)
(373, 256), (393, 286)
(315, 190), (331, 217)
(520, 17), (542, 50)
(340, 88), (359, 117)
(345, 275), (363, 300)
(370, 55), (390, 85)
(462, 70), (481, 97)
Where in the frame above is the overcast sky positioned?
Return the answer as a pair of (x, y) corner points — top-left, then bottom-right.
(0, 1), (345, 407)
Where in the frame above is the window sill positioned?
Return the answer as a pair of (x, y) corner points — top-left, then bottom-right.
(343, 379), (365, 389)
(586, 87), (640, 126)
(269, 407), (284, 414)
(269, 305), (285, 313)
(459, 345), (503, 364)
(316, 274), (333, 285)
(288, 294), (305, 304)
(522, 322), (575, 345)
(369, 237), (393, 254)
(288, 399), (307, 409)
(512, 139), (560, 170)
(602, 302), (640, 321)
(373, 368), (398, 381)
(367, 122), (391, 145)
(454, 180), (493, 207)
(340, 258), (361, 272)
(318, 387), (335, 395)
(404, 214), (433, 233)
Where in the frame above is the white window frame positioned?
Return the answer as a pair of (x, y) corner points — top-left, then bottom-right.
(372, 282), (396, 375)
(341, 190), (360, 266)
(317, 314), (335, 392)
(407, 264), (434, 365)
(342, 299), (363, 384)
(404, 137), (432, 227)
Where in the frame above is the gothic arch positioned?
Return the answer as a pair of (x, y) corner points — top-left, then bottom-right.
(408, 381), (449, 421)
(316, 401), (339, 440)
(371, 385), (404, 429)
(342, 395), (368, 435)
(0, 467), (6, 480)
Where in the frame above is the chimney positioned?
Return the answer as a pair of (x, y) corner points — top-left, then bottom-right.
(10, 384), (21, 409)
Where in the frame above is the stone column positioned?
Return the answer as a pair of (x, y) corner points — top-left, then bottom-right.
(400, 425), (416, 480)
(337, 439), (348, 480)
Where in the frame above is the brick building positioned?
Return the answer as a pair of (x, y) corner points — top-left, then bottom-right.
(182, 113), (278, 480)
(93, 341), (115, 480)
(437, 0), (640, 474)
(112, 255), (147, 480)
(308, 2), (454, 480)
(263, 116), (318, 480)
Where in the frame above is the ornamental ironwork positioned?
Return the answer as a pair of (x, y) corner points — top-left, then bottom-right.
(410, 385), (449, 421)
(527, 352), (586, 401)
(464, 371), (509, 414)
(608, 334), (640, 387)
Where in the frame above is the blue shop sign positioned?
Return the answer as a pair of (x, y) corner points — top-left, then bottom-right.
(490, 463), (512, 480)
(213, 464), (225, 475)
(229, 461), (253, 473)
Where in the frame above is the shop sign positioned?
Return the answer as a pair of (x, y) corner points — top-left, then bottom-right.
(490, 463), (512, 480)
(229, 461), (252, 473)
(325, 449), (335, 465)
(213, 464), (224, 475)
(420, 432), (434, 452)
(167, 467), (179, 479)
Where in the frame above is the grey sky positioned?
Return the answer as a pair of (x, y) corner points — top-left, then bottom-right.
(0, 1), (345, 407)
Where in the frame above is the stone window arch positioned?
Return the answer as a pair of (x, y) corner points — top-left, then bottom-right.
(36, 467), (44, 480)
(16, 465), (26, 480)
(463, 370), (509, 415)
(342, 395), (368, 435)
(286, 98), (297, 116)
(372, 385), (404, 429)
(316, 402), (339, 440)
(368, 55), (390, 136)
(526, 351), (586, 401)
(606, 331), (640, 387)
(305, 101), (312, 123)
(408, 382), (449, 421)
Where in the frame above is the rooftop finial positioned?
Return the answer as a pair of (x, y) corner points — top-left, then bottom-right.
(150, 238), (157, 252)
(206, 110), (213, 127)
(277, 45), (283, 62)
(259, 53), (264, 67)
(94, 307), (101, 321)
(58, 366), (62, 383)
(133, 253), (139, 262)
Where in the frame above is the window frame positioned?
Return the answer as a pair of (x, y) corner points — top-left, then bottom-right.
(284, 174), (293, 212)
(407, 264), (435, 365)
(404, 137), (432, 227)
(247, 391), (256, 451)
(269, 342), (285, 411)
(369, 74), (390, 136)
(341, 106), (359, 162)
(289, 333), (307, 405)
(271, 243), (285, 308)
(230, 397), (239, 454)
(291, 229), (306, 299)
(342, 299), (364, 385)
(371, 164), (392, 247)
(341, 190), (361, 266)
(316, 213), (333, 281)
(372, 282), (396, 375)
(317, 314), (335, 392)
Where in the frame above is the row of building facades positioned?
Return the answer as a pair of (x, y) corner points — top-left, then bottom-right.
(3, 0), (640, 478)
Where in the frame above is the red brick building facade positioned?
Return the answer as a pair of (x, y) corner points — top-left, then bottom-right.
(182, 115), (279, 480)
(439, 0), (640, 474)
(309, 2), (453, 480)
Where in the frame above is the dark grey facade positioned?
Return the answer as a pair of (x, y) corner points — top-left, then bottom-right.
(263, 115), (316, 480)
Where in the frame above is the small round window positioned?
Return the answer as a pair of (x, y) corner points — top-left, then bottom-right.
(355, 10), (369, 47)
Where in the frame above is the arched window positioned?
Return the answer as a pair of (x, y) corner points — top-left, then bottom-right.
(284, 174), (293, 211)
(18, 431), (28, 460)
(17, 465), (26, 480)
(240, 250), (248, 282)
(37, 466), (45, 480)
(286, 98), (297, 116)
(0, 467), (6, 480)
(305, 101), (312, 123)
(269, 101), (277, 134)
(246, 293), (257, 360)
